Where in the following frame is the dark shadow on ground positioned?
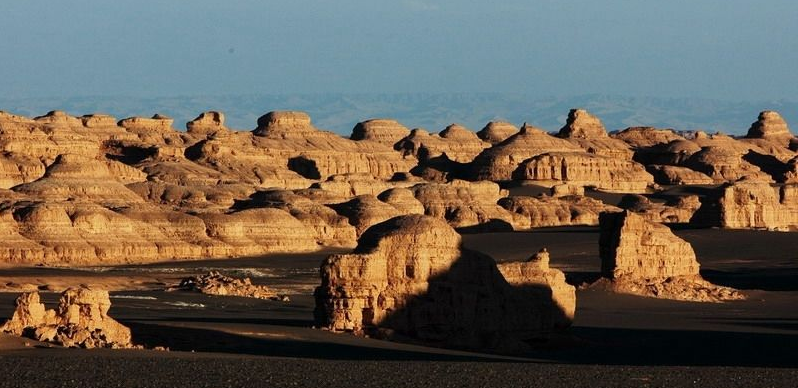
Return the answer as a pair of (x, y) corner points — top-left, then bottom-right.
(123, 321), (510, 362)
(701, 268), (798, 291)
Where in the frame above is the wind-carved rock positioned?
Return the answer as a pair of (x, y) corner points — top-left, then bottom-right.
(692, 180), (798, 230)
(513, 152), (653, 193)
(396, 124), (490, 163)
(476, 121), (519, 144)
(598, 210), (744, 302)
(1, 287), (134, 348)
(170, 271), (287, 301)
(745, 111), (794, 147)
(557, 109), (633, 159)
(314, 215), (575, 351)
(350, 119), (410, 146)
(186, 111), (227, 135)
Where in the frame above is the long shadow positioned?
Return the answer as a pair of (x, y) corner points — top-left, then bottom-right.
(701, 267), (798, 291)
(527, 326), (798, 367)
(123, 321), (510, 362)
(121, 316), (313, 328)
(703, 317), (798, 333)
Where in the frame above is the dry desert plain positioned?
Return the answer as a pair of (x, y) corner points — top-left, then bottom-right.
(1, 108), (798, 387)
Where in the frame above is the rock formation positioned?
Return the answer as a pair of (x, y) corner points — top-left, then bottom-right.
(745, 111), (794, 147)
(513, 152), (653, 193)
(350, 119), (410, 146)
(171, 271), (286, 301)
(598, 211), (743, 302)
(617, 194), (701, 224)
(646, 165), (714, 185)
(314, 215), (574, 351)
(1, 287), (134, 348)
(499, 195), (619, 228)
(692, 180), (798, 230)
(395, 125), (490, 163)
(557, 109), (633, 159)
(476, 121), (518, 144)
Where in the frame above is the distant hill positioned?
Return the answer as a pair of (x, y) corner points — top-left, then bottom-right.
(2, 93), (796, 136)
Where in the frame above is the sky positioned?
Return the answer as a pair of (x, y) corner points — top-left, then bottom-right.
(1, 0), (797, 101)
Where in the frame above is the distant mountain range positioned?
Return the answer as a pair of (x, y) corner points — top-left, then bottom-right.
(2, 93), (796, 136)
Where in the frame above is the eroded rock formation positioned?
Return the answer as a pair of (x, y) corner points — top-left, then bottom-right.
(171, 271), (286, 301)
(314, 215), (574, 351)
(598, 210), (743, 302)
(1, 287), (134, 348)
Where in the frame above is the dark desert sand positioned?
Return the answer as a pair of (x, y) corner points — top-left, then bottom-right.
(2, 226), (798, 387)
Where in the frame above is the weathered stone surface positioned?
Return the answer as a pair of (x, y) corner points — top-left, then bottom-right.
(599, 210), (743, 302)
(499, 195), (619, 228)
(350, 119), (410, 146)
(745, 111), (794, 146)
(646, 165), (714, 185)
(328, 195), (405, 236)
(314, 215), (574, 351)
(514, 152), (653, 193)
(412, 180), (527, 230)
(396, 125), (490, 163)
(186, 111), (226, 135)
(476, 121), (518, 144)
(618, 194), (701, 224)
(613, 127), (684, 149)
(171, 271), (286, 301)
(470, 124), (582, 181)
(1, 287), (134, 348)
(557, 109), (608, 139)
(693, 180), (798, 230)
(683, 146), (773, 183)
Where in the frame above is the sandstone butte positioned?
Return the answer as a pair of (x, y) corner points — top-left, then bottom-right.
(1, 287), (134, 348)
(0, 108), (797, 267)
(314, 215), (575, 351)
(598, 210), (744, 302)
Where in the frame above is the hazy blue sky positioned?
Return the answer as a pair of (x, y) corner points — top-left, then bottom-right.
(2, 0), (796, 100)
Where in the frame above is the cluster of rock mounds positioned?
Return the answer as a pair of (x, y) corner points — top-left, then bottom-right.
(1, 287), (135, 348)
(314, 215), (575, 351)
(170, 271), (288, 301)
(0, 107), (797, 266)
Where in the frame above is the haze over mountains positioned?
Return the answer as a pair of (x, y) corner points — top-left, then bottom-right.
(3, 94), (795, 136)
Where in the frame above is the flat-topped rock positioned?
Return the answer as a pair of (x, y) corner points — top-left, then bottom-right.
(186, 111), (226, 134)
(253, 111), (314, 137)
(118, 114), (174, 132)
(514, 152), (653, 193)
(350, 119), (410, 146)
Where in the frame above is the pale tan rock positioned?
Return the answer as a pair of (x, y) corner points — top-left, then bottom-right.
(646, 165), (714, 185)
(350, 119), (410, 146)
(558, 109), (608, 139)
(329, 195), (404, 236)
(745, 111), (794, 147)
(411, 180), (528, 230)
(172, 271), (285, 301)
(598, 210), (743, 302)
(470, 124), (582, 181)
(550, 183), (585, 197)
(396, 124), (490, 163)
(693, 180), (798, 230)
(314, 215), (574, 351)
(618, 194), (701, 224)
(497, 248), (575, 327)
(197, 208), (319, 255)
(684, 146), (773, 183)
(377, 187), (426, 215)
(1, 287), (134, 348)
(612, 127), (684, 149)
(186, 111), (226, 135)
(499, 195), (619, 228)
(476, 121), (519, 144)
(514, 152), (653, 193)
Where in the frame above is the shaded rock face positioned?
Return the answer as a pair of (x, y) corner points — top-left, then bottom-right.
(618, 194), (701, 224)
(396, 125), (490, 163)
(314, 215), (574, 351)
(693, 180), (798, 230)
(1, 287), (133, 348)
(746, 111), (793, 145)
(171, 271), (285, 301)
(514, 152), (653, 193)
(646, 165), (714, 185)
(350, 119), (410, 146)
(613, 127), (683, 149)
(598, 211), (743, 302)
(557, 109), (608, 139)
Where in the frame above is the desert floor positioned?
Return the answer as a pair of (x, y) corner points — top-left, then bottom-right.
(2, 225), (798, 387)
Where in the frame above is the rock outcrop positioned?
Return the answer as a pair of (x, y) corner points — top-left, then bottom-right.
(171, 271), (286, 301)
(692, 180), (798, 230)
(314, 215), (574, 351)
(1, 287), (134, 348)
(598, 211), (743, 302)
(350, 119), (410, 146)
(476, 121), (518, 144)
(396, 125), (490, 163)
(745, 111), (794, 147)
(499, 195), (619, 228)
(513, 152), (653, 193)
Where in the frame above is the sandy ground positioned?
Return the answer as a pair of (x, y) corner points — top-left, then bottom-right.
(2, 214), (798, 385)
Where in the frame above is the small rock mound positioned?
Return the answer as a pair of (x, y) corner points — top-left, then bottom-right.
(476, 121), (519, 144)
(171, 271), (286, 301)
(598, 210), (743, 302)
(1, 287), (134, 348)
(253, 111), (314, 137)
(186, 111), (226, 134)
